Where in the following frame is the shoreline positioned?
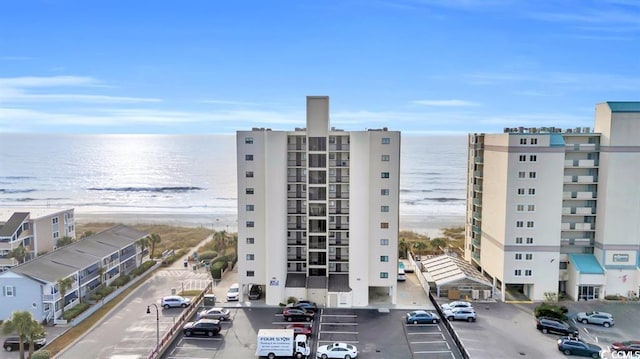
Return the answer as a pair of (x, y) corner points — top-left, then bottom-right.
(75, 212), (464, 238)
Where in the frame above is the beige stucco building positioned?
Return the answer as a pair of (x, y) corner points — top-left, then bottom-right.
(466, 102), (640, 302)
(236, 96), (400, 307)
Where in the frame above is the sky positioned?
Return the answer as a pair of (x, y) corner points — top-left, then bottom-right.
(0, 0), (639, 135)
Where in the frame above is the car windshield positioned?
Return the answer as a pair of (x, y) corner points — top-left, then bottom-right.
(229, 288), (238, 293)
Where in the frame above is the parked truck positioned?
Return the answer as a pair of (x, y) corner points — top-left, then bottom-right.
(255, 328), (310, 359)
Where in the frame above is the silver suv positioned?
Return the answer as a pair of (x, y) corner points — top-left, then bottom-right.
(443, 307), (477, 322)
(161, 295), (192, 308)
(575, 311), (614, 327)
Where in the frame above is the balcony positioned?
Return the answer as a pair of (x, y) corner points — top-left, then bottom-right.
(329, 191), (350, 199)
(473, 185), (483, 192)
(474, 170), (483, 177)
(287, 223), (307, 230)
(287, 144), (305, 151)
(329, 176), (350, 183)
(287, 256), (306, 261)
(472, 238), (481, 247)
(287, 160), (307, 167)
(563, 191), (597, 200)
(473, 211), (482, 221)
(561, 223), (595, 231)
(287, 239), (306, 245)
(329, 223), (349, 230)
(472, 251), (480, 261)
(473, 198), (482, 206)
(330, 160), (350, 167)
(329, 207), (350, 214)
(472, 225), (481, 234)
(329, 239), (349, 246)
(474, 156), (484, 164)
(287, 191), (307, 199)
(329, 256), (349, 262)
(329, 143), (350, 151)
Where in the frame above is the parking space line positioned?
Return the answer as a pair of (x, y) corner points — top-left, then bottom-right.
(319, 322), (358, 326)
(181, 337), (224, 341)
(317, 340), (359, 344)
(321, 314), (357, 317)
(410, 340), (450, 346)
(318, 331), (358, 335)
(408, 333), (446, 339)
(407, 331), (443, 335)
(414, 350), (454, 355)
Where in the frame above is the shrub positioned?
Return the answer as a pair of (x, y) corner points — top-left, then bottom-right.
(111, 275), (130, 287)
(604, 294), (625, 300)
(210, 261), (228, 280)
(130, 260), (156, 277)
(63, 302), (90, 321)
(89, 286), (115, 301)
(31, 350), (51, 359)
(287, 296), (297, 304)
(198, 250), (218, 260)
(534, 303), (568, 320)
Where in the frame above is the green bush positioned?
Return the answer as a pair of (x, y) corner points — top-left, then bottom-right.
(63, 302), (90, 321)
(287, 296), (297, 304)
(210, 261), (228, 280)
(198, 250), (218, 260)
(130, 260), (156, 277)
(111, 275), (130, 287)
(604, 294), (625, 300)
(31, 349), (51, 359)
(89, 286), (115, 301)
(534, 303), (568, 320)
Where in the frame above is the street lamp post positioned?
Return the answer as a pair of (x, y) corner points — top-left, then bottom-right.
(146, 304), (160, 349)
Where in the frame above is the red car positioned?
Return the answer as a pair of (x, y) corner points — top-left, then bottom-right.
(611, 340), (640, 353)
(286, 323), (312, 336)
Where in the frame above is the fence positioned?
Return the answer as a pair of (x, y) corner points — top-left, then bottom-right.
(429, 291), (472, 359)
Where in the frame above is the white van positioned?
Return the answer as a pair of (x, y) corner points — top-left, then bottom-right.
(226, 283), (240, 301)
(397, 268), (406, 281)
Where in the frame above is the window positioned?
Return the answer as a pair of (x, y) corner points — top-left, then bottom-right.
(517, 188), (525, 195)
(529, 172), (536, 178)
(528, 188), (536, 195)
(381, 206), (389, 212)
(380, 239), (389, 245)
(381, 172), (390, 178)
(514, 269), (522, 276)
(382, 137), (390, 144)
(380, 272), (389, 278)
(52, 217), (59, 224)
(520, 138), (527, 145)
(53, 231), (59, 239)
(515, 237), (523, 244)
(245, 137), (254, 144)
(380, 222), (389, 229)
(246, 188), (254, 195)
(527, 221), (534, 228)
(247, 271), (255, 277)
(559, 261), (568, 270)
(246, 238), (255, 244)
(529, 155), (537, 162)
(525, 253), (533, 260)
(531, 138), (538, 145)
(3, 286), (15, 296)
(246, 205), (254, 211)
(613, 254), (629, 262)
(518, 171), (526, 179)
(519, 155), (526, 162)
(525, 270), (532, 276)
(528, 204), (535, 212)
(246, 171), (254, 178)
(516, 221), (524, 228)
(515, 253), (523, 260)
(246, 221), (254, 228)
(516, 204), (524, 212)
(381, 155), (390, 161)
(381, 189), (389, 196)
(246, 254), (254, 260)
(526, 237), (534, 244)
(380, 256), (389, 262)
(245, 154), (254, 161)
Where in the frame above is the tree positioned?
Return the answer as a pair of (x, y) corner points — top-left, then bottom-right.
(412, 241), (428, 256)
(2, 311), (44, 359)
(147, 233), (162, 259)
(97, 267), (106, 288)
(430, 238), (447, 250)
(8, 246), (28, 264)
(56, 236), (74, 248)
(213, 231), (227, 255)
(57, 277), (74, 317)
(136, 237), (149, 262)
(398, 239), (410, 259)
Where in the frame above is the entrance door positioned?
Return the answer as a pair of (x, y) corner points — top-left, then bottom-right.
(578, 285), (600, 300)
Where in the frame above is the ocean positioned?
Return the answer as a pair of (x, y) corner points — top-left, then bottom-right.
(0, 134), (467, 233)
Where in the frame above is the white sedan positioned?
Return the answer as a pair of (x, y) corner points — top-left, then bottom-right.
(316, 342), (358, 359)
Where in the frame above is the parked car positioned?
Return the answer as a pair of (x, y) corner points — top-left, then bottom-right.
(557, 337), (602, 358)
(226, 283), (240, 301)
(610, 340), (640, 353)
(443, 307), (476, 322)
(575, 311), (614, 327)
(248, 284), (262, 300)
(3, 336), (46, 352)
(316, 342), (358, 359)
(197, 307), (231, 321)
(283, 307), (315, 322)
(406, 310), (440, 324)
(286, 323), (313, 336)
(536, 317), (580, 337)
(161, 295), (192, 309)
(292, 300), (318, 312)
(440, 301), (473, 311)
(183, 318), (221, 337)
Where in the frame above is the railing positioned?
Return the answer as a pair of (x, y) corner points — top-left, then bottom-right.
(429, 292), (471, 359)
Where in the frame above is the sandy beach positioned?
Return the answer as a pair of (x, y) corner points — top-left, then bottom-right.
(75, 212), (464, 238)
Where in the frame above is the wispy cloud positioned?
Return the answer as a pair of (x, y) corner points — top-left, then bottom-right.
(0, 56), (33, 61)
(465, 71), (640, 91)
(199, 99), (262, 106)
(0, 76), (98, 88)
(412, 99), (480, 107)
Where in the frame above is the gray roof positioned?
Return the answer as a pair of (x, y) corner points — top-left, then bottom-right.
(328, 274), (351, 292)
(307, 276), (327, 289)
(285, 273), (307, 288)
(11, 224), (147, 284)
(0, 212), (29, 237)
(422, 255), (493, 288)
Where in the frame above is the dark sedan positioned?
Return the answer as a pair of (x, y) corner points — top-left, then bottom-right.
(536, 317), (579, 337)
(292, 300), (318, 312)
(3, 337), (46, 352)
(183, 319), (222, 337)
(283, 307), (315, 322)
(557, 337), (601, 358)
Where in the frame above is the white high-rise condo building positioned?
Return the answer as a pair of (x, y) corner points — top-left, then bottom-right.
(466, 102), (640, 302)
(236, 96), (400, 307)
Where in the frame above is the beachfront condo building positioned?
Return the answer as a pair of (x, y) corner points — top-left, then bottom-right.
(236, 96), (400, 307)
(465, 102), (640, 302)
(0, 208), (76, 271)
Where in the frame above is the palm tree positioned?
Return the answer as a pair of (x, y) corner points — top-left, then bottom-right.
(398, 239), (410, 259)
(57, 277), (74, 318)
(8, 246), (27, 264)
(147, 233), (162, 259)
(136, 237), (149, 262)
(24, 318), (45, 359)
(2, 311), (41, 359)
(97, 266), (106, 288)
(213, 231), (227, 255)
